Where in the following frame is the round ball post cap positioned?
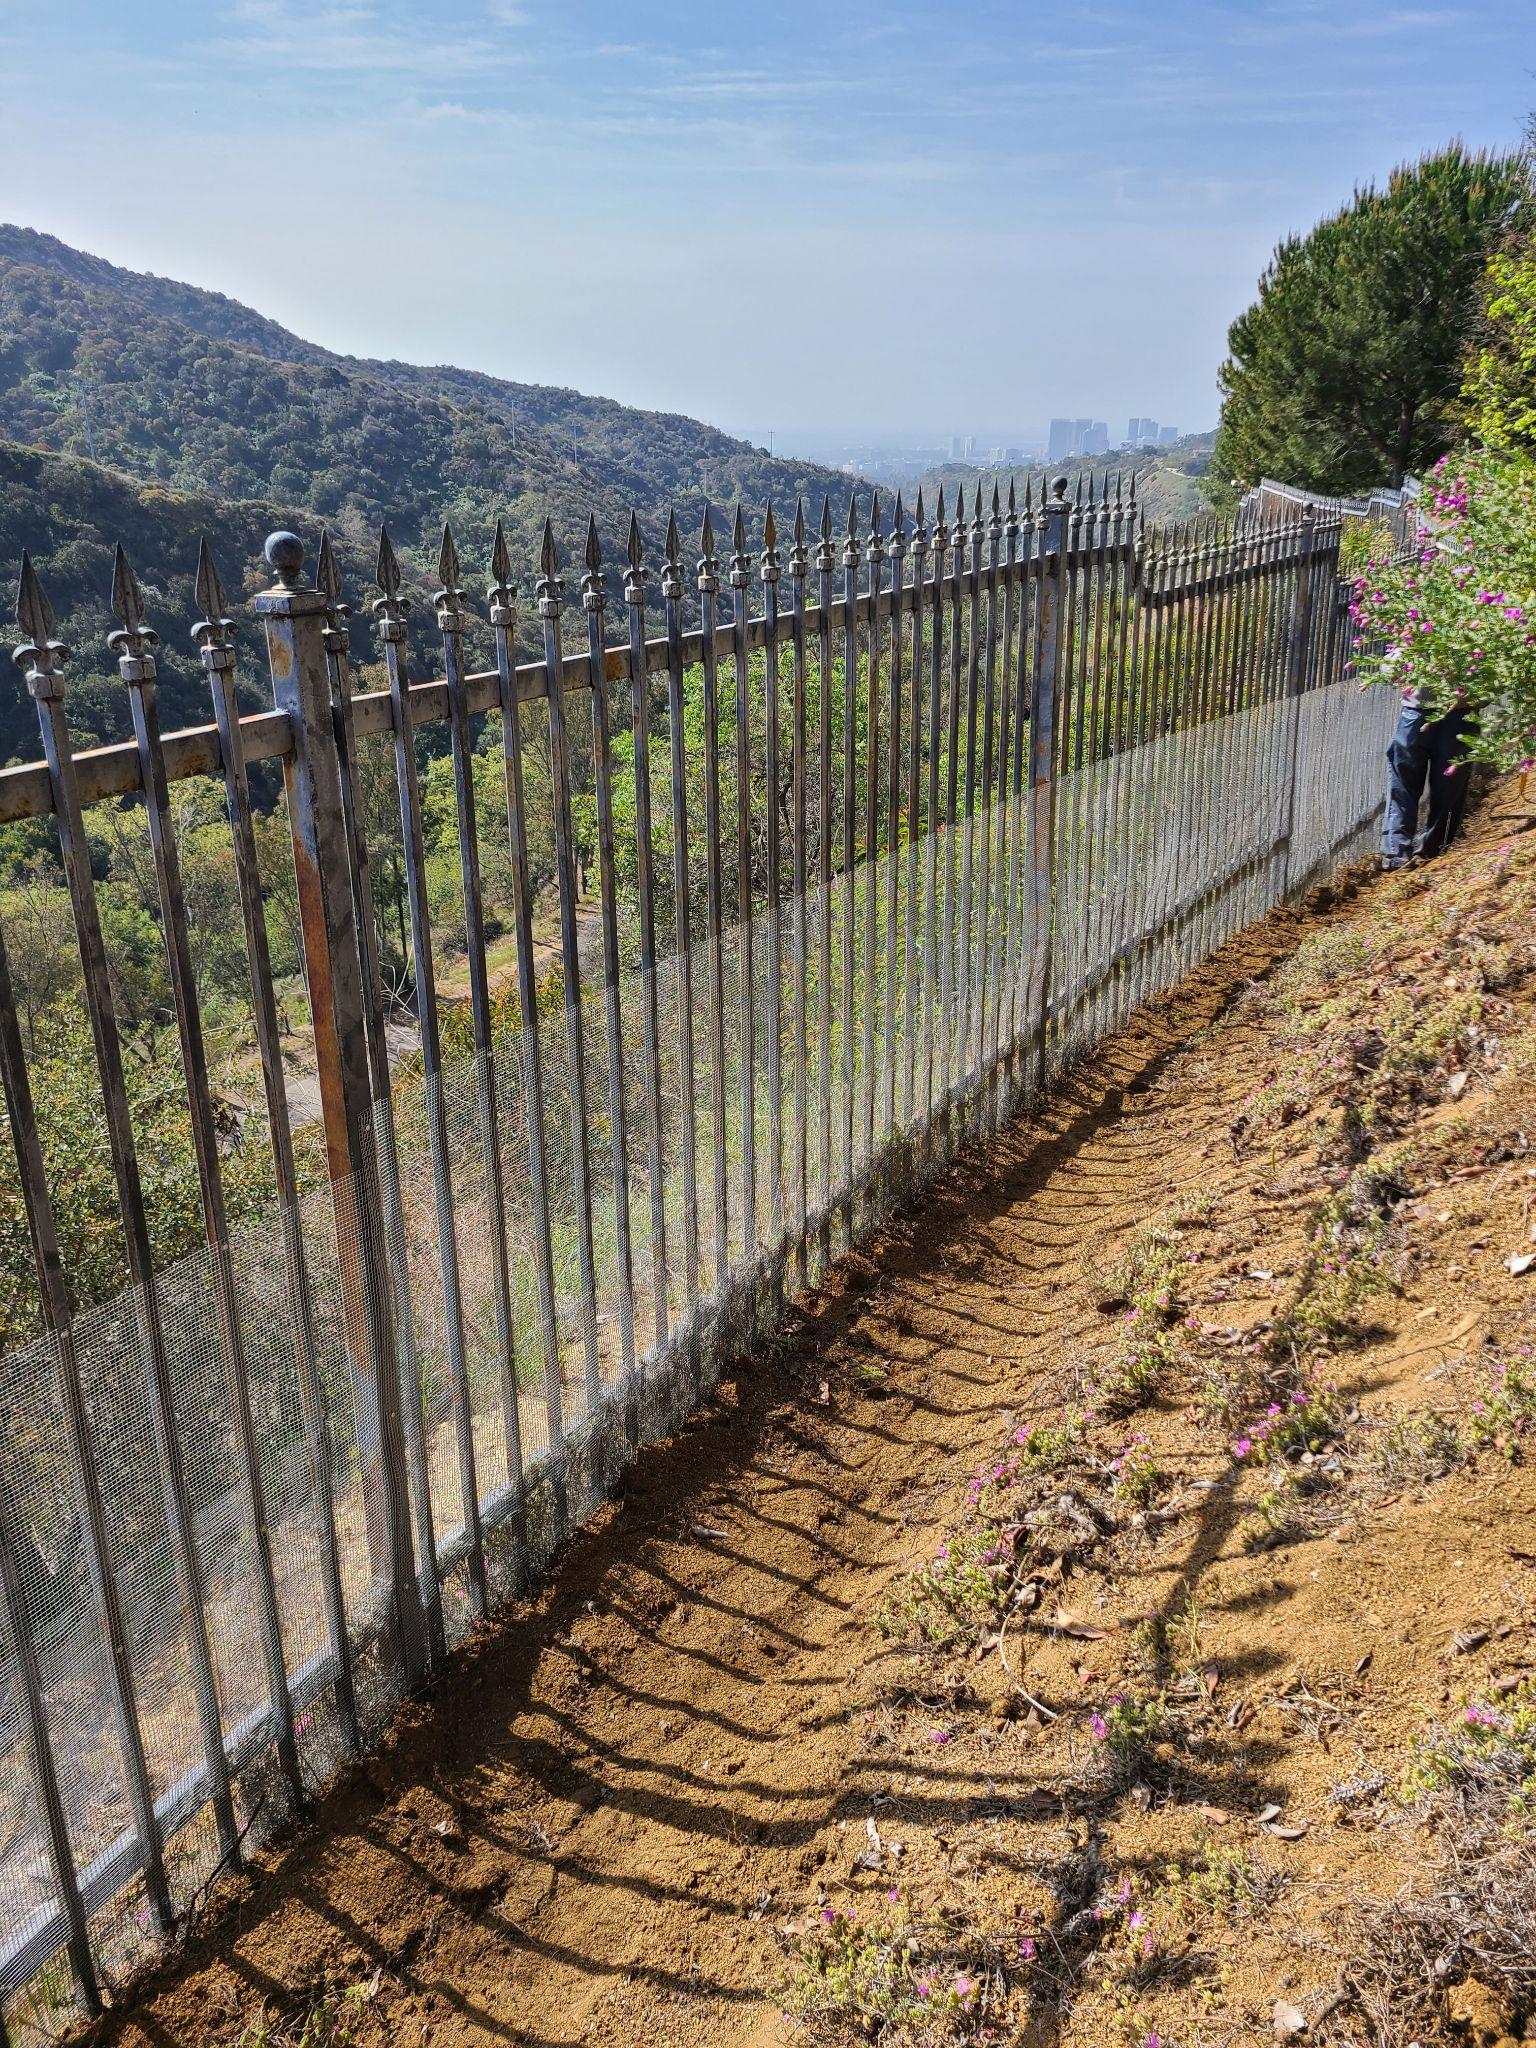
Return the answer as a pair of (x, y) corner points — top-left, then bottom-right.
(265, 532), (306, 585)
(1051, 476), (1070, 502)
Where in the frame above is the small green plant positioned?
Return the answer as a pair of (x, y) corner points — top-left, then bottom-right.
(1369, 1406), (1466, 1485)
(1468, 1350), (1536, 1459)
(1099, 1224), (1191, 1411)
(238, 1982), (371, 2048)
(1239, 1475), (1305, 1552)
(1109, 1433), (1165, 1507)
(1088, 1691), (1167, 1768)
(1232, 1367), (1342, 1468)
(1402, 1679), (1536, 1815)
(878, 1522), (1005, 1648)
(782, 1899), (994, 2041)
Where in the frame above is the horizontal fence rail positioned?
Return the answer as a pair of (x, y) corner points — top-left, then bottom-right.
(0, 473), (1400, 2033)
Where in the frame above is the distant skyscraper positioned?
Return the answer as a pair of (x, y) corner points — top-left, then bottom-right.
(1082, 421), (1109, 456)
(1157, 424), (1178, 446)
(948, 434), (964, 459)
(1127, 416), (1159, 447)
(1047, 418), (1076, 463)
(963, 435), (975, 459)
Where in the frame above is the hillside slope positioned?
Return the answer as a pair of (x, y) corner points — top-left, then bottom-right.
(0, 224), (858, 584)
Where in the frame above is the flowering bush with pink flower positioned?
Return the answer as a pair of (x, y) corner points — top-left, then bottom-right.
(1353, 450), (1536, 772)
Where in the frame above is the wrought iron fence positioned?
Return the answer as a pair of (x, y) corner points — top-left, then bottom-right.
(0, 473), (1396, 2033)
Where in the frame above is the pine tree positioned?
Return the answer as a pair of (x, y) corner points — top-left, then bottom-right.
(1212, 144), (1531, 497)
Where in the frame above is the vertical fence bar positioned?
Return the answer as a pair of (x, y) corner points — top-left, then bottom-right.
(940, 489), (962, 1119)
(882, 496), (905, 1146)
(840, 497), (859, 1203)
(1281, 504), (1318, 894)
(814, 501), (836, 1243)
(0, 1451), (96, 2010)
(1003, 479), (1035, 1097)
(623, 518), (671, 1356)
(861, 497), (883, 1169)
(0, 919), (172, 1927)
(729, 510), (758, 1265)
(973, 487), (1001, 1112)
(487, 525), (567, 1496)
(16, 554), (243, 1855)
(661, 515), (703, 1310)
(255, 535), (426, 1686)
(908, 492), (932, 1132)
(432, 529), (526, 1528)
(582, 519), (639, 1433)
(787, 504), (810, 1280)
(111, 549), (302, 1804)
(696, 513), (732, 1288)
(372, 530), (488, 1621)
(1028, 483), (1068, 1091)
(760, 508), (785, 1268)
(987, 482), (1018, 1125)
(201, 542), (357, 1756)
(536, 524), (604, 1414)
(956, 493), (983, 1108)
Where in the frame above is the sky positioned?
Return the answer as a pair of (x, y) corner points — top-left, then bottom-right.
(0, 0), (1531, 453)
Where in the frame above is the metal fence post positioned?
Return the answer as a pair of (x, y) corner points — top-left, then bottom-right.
(251, 531), (426, 1686)
(1026, 478), (1069, 1094)
(1280, 503), (1317, 895)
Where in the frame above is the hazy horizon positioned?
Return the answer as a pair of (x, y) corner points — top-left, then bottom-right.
(1, 1), (1529, 444)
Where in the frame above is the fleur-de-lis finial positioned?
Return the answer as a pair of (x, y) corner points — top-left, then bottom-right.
(109, 543), (160, 685)
(761, 501), (781, 584)
(582, 513), (605, 613)
(624, 512), (646, 607)
(14, 552), (67, 700)
(488, 518), (515, 627)
(192, 538), (237, 672)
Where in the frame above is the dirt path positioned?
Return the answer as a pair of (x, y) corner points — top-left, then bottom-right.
(79, 789), (1536, 2048)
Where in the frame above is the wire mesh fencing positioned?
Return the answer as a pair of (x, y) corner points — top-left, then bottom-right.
(0, 475), (1401, 2034)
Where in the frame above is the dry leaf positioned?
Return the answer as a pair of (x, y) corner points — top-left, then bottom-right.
(1272, 1999), (1308, 2036)
(1508, 1251), (1536, 1277)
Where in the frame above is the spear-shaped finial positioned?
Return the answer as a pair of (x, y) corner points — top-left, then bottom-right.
(14, 552), (68, 700)
(582, 513), (605, 613)
(990, 479), (1002, 531)
(891, 490), (906, 546)
(1024, 476), (1034, 517)
(934, 484), (949, 551)
(761, 501), (781, 583)
(789, 498), (807, 579)
(537, 517), (564, 617)
(373, 525), (410, 641)
(376, 525), (402, 598)
(109, 543), (159, 683)
(867, 490), (886, 566)
(624, 512), (646, 607)
(316, 527), (345, 609)
(697, 506), (718, 594)
(729, 503), (750, 589)
(192, 538), (237, 671)
(661, 509), (683, 601)
(436, 521), (467, 634)
(487, 518), (516, 628)
(844, 492), (861, 567)
(815, 495), (835, 576)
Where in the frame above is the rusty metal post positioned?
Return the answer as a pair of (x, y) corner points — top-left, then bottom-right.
(251, 532), (426, 1687)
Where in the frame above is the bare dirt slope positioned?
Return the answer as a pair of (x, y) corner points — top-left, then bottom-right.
(74, 780), (1536, 2048)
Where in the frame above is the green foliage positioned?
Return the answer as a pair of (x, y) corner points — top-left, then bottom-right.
(1213, 145), (1531, 495)
(782, 1899), (993, 2043)
(1462, 234), (1536, 452)
(1353, 449), (1536, 769)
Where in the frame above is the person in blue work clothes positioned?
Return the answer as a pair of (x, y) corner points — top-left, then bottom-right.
(1382, 692), (1471, 870)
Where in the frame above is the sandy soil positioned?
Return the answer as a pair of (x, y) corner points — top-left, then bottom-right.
(71, 780), (1536, 2048)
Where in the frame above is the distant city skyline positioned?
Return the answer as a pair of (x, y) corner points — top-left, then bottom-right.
(1, 2), (1527, 441)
